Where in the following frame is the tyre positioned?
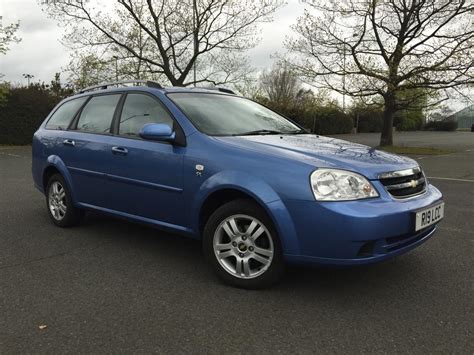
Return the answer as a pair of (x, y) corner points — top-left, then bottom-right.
(45, 174), (83, 227)
(203, 199), (284, 289)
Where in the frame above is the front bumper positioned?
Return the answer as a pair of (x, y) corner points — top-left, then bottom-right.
(281, 183), (443, 265)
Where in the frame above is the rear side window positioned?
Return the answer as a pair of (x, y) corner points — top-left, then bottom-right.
(119, 93), (174, 137)
(45, 97), (88, 130)
(76, 94), (121, 134)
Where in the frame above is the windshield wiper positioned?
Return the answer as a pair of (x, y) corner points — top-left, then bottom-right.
(233, 129), (283, 136)
(232, 128), (309, 136)
(284, 129), (308, 134)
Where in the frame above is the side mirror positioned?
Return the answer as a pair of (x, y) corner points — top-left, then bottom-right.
(139, 123), (176, 142)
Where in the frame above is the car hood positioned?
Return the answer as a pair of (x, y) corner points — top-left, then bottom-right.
(214, 134), (418, 180)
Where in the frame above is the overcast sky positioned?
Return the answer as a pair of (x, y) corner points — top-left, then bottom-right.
(0, 0), (470, 111)
(0, 0), (305, 85)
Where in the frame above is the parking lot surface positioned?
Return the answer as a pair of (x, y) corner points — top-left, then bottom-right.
(0, 132), (473, 353)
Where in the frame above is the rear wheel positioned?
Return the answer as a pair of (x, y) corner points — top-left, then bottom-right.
(46, 174), (82, 227)
(203, 199), (284, 289)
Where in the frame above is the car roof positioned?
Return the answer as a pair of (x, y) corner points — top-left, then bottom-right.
(70, 80), (236, 100)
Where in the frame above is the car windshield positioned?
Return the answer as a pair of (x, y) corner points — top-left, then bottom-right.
(168, 92), (303, 136)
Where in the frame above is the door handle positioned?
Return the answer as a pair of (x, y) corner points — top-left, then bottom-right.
(112, 146), (128, 155)
(63, 139), (75, 147)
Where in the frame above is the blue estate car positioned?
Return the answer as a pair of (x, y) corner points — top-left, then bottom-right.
(32, 80), (444, 288)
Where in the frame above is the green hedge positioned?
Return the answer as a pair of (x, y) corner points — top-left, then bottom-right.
(260, 99), (353, 135)
(306, 108), (354, 135)
(424, 119), (458, 131)
(394, 110), (423, 131)
(355, 108), (424, 133)
(0, 85), (60, 145)
(356, 111), (383, 133)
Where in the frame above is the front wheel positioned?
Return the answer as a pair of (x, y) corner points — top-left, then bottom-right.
(203, 199), (284, 289)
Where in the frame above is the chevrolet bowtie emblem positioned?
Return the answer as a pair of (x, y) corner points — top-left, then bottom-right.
(410, 180), (418, 188)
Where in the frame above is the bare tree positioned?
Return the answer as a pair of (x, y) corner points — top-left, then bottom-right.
(65, 53), (119, 88)
(260, 64), (299, 107)
(286, 0), (473, 146)
(43, 0), (283, 87)
(0, 17), (21, 85)
(0, 17), (21, 56)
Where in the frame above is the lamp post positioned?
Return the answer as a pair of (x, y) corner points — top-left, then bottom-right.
(23, 74), (34, 86)
(112, 56), (119, 81)
(342, 33), (358, 112)
(192, 0), (197, 87)
(342, 45), (346, 112)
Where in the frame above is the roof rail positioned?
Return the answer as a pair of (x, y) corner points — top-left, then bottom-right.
(77, 80), (163, 94)
(192, 86), (236, 95)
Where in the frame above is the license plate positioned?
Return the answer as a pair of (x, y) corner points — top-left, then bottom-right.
(415, 202), (444, 231)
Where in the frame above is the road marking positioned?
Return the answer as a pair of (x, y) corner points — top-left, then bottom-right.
(428, 176), (474, 183)
(439, 226), (474, 235)
(415, 154), (454, 160)
(0, 152), (22, 158)
(0, 146), (27, 150)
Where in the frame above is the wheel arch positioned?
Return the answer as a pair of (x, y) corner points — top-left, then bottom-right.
(42, 166), (61, 191)
(42, 155), (77, 204)
(198, 188), (264, 236)
(193, 171), (300, 255)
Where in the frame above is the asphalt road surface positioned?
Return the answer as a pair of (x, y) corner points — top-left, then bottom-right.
(1, 132), (473, 353)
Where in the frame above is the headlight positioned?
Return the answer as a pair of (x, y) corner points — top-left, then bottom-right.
(310, 169), (379, 201)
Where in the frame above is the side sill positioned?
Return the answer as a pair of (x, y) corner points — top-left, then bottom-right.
(77, 202), (195, 236)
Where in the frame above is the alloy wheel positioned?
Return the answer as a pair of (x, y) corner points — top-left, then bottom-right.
(48, 181), (67, 221)
(213, 214), (274, 279)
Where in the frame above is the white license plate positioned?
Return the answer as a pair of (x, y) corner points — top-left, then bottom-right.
(415, 202), (444, 231)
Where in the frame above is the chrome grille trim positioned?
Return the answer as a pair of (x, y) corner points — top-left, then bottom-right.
(378, 166), (427, 199)
(385, 176), (426, 191)
(378, 166), (422, 179)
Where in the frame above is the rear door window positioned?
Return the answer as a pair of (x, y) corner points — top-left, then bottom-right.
(119, 93), (174, 137)
(76, 94), (121, 134)
(45, 97), (88, 130)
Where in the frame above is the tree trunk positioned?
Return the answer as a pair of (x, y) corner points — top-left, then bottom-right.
(380, 93), (396, 146)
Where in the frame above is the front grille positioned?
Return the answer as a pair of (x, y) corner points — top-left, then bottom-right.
(379, 167), (426, 199)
